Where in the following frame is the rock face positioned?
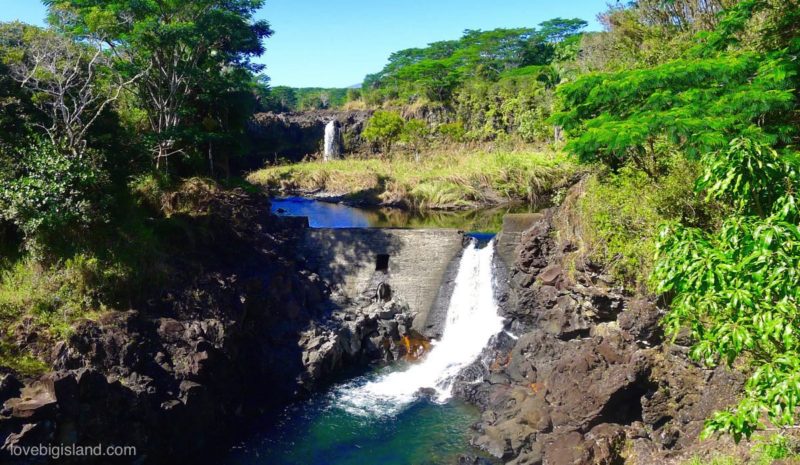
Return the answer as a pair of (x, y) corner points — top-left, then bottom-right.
(0, 187), (410, 465)
(299, 299), (415, 386)
(454, 207), (745, 465)
(245, 110), (372, 168)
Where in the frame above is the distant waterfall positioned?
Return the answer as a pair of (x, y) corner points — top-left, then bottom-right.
(324, 120), (343, 161)
(336, 240), (504, 416)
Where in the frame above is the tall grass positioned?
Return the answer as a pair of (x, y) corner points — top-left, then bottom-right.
(0, 257), (110, 338)
(247, 149), (578, 210)
(685, 456), (741, 465)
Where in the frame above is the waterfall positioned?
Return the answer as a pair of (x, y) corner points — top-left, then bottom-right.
(324, 120), (342, 161)
(336, 240), (504, 416)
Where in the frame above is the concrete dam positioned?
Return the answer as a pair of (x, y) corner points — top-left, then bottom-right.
(297, 214), (538, 338)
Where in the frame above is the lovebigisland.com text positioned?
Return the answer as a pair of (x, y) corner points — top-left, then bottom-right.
(7, 443), (137, 460)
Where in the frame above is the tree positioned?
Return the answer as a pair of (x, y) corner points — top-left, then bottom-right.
(363, 110), (405, 154)
(575, 0), (738, 73)
(0, 25), (39, 142)
(397, 58), (462, 101)
(48, 0), (272, 171)
(537, 18), (588, 43)
(0, 137), (109, 256)
(552, 52), (795, 177)
(261, 85), (297, 112)
(1, 22), (139, 156)
(360, 23), (586, 105)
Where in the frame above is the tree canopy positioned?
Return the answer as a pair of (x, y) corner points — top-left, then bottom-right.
(552, 0), (800, 442)
(362, 20), (587, 105)
(46, 0), (272, 172)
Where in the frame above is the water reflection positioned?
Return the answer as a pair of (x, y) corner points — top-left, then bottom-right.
(271, 197), (539, 233)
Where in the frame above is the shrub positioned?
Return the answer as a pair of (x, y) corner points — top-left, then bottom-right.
(436, 122), (466, 143)
(753, 434), (796, 464)
(129, 171), (171, 213)
(517, 108), (551, 143)
(400, 119), (430, 158)
(362, 110), (405, 153)
(578, 169), (663, 290)
(0, 139), (109, 257)
(577, 158), (704, 291)
(654, 140), (800, 442)
(0, 341), (48, 376)
(0, 255), (113, 338)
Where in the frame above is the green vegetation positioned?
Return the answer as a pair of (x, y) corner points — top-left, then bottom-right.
(0, 257), (110, 337)
(685, 456), (740, 465)
(48, 0), (271, 174)
(257, 85), (351, 112)
(2, 0), (800, 455)
(0, 1), (272, 371)
(549, 0), (800, 447)
(361, 22), (584, 105)
(0, 341), (49, 376)
(683, 433), (800, 465)
(248, 150), (577, 210)
(455, 65), (557, 142)
(349, 23), (585, 146)
(655, 139), (800, 442)
(752, 434), (800, 464)
(576, 158), (708, 291)
(362, 110), (406, 153)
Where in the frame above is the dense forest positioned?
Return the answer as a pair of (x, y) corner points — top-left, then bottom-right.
(1, 0), (800, 462)
(256, 84), (352, 112)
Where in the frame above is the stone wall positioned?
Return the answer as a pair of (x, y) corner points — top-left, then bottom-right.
(298, 228), (464, 337)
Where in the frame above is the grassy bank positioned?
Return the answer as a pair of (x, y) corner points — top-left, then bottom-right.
(559, 159), (717, 294)
(0, 177), (238, 376)
(247, 149), (579, 210)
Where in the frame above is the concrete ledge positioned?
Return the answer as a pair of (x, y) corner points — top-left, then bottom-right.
(299, 228), (464, 334)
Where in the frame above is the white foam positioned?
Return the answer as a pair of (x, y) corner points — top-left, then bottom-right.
(335, 241), (504, 417)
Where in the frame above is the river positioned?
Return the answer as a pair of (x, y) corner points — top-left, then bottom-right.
(223, 199), (510, 465)
(270, 196), (538, 232)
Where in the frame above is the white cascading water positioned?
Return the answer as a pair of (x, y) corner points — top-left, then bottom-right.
(335, 240), (504, 416)
(323, 120), (342, 161)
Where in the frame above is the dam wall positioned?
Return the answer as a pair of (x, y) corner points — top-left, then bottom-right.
(299, 228), (464, 336)
(298, 214), (540, 338)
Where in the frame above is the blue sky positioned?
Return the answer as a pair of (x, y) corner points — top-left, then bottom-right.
(0, 0), (610, 88)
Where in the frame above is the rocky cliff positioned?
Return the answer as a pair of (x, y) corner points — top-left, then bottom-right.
(0, 186), (413, 465)
(244, 110), (373, 169)
(455, 190), (746, 465)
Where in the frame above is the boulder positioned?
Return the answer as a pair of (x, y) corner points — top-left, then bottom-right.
(4, 384), (57, 421)
(42, 371), (79, 416)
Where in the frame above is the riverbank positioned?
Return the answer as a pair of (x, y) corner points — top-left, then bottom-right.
(0, 180), (420, 464)
(247, 149), (580, 210)
(450, 185), (789, 465)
